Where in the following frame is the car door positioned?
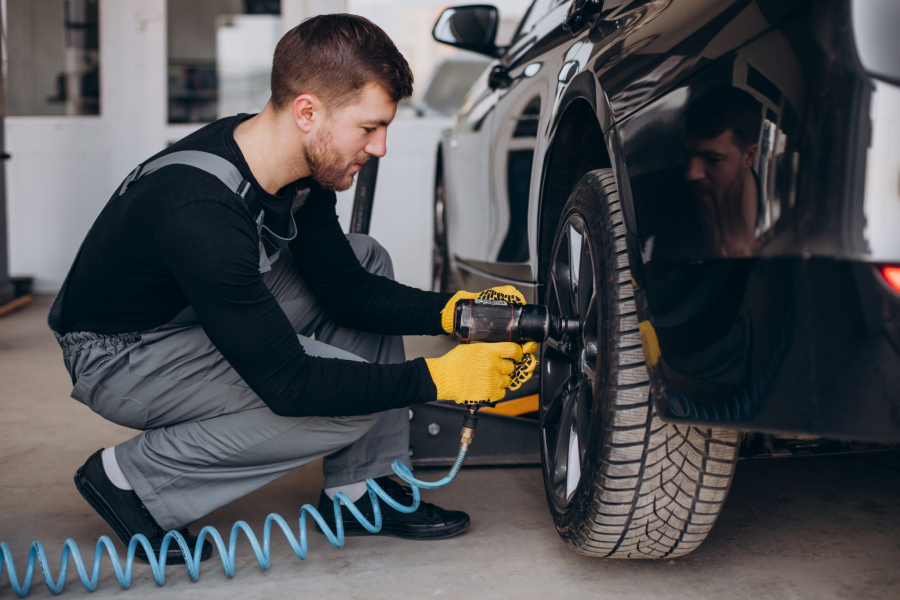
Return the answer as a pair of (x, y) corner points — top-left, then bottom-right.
(451, 0), (567, 285)
(443, 66), (500, 277)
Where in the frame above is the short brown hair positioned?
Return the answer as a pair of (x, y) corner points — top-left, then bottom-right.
(270, 14), (414, 112)
(684, 87), (762, 151)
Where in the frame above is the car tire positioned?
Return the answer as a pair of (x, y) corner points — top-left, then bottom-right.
(432, 159), (450, 293)
(539, 168), (741, 558)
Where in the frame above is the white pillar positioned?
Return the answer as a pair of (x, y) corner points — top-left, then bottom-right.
(137, 0), (167, 160)
(281, 0), (347, 34)
(101, 0), (167, 177)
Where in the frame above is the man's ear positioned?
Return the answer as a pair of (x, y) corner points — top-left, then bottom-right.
(293, 94), (320, 133)
(743, 143), (758, 170)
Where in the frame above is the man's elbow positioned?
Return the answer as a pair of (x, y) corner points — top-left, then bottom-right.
(264, 398), (298, 418)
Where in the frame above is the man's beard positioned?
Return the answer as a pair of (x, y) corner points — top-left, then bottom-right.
(691, 171), (749, 257)
(304, 127), (368, 192)
(690, 170), (744, 211)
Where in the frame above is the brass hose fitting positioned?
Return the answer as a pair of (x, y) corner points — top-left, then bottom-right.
(459, 405), (480, 452)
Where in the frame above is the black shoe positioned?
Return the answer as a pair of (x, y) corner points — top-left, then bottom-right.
(74, 449), (213, 564)
(315, 476), (470, 540)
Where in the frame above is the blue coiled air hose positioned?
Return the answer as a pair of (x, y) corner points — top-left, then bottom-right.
(1, 408), (480, 597)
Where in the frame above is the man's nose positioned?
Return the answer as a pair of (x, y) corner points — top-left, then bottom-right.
(685, 157), (704, 181)
(365, 129), (387, 158)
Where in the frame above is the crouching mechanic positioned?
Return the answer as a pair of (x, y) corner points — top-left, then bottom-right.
(48, 14), (538, 564)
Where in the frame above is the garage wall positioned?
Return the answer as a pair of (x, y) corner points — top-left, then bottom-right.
(5, 0), (319, 293)
(5, 0), (167, 293)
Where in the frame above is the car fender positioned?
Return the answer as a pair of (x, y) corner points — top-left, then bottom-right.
(535, 67), (621, 286)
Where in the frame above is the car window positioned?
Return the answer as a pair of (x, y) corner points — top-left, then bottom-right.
(511, 0), (558, 45)
(420, 59), (492, 117)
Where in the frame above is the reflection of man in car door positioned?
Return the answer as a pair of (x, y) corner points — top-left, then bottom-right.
(684, 87), (762, 258)
(644, 87), (768, 415)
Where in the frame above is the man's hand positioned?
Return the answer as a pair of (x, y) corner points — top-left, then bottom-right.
(440, 285), (527, 334)
(509, 341), (539, 392)
(425, 341), (539, 404)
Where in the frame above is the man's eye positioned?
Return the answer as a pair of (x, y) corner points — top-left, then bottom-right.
(364, 127), (376, 134)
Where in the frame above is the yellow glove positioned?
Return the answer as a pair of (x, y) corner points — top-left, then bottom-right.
(426, 341), (540, 404)
(440, 285), (526, 334)
(510, 341), (540, 392)
(426, 342), (523, 404)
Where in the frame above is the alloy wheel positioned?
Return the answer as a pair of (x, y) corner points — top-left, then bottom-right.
(541, 213), (600, 511)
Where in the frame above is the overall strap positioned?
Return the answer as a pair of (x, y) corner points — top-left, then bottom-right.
(115, 149), (305, 274)
(118, 150), (258, 215)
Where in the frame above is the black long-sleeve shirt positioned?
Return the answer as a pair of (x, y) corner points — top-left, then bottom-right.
(58, 115), (453, 417)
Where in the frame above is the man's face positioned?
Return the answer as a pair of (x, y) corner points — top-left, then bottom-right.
(684, 128), (759, 256)
(684, 129), (754, 206)
(305, 83), (397, 191)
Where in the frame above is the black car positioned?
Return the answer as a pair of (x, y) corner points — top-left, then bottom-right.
(429, 0), (900, 558)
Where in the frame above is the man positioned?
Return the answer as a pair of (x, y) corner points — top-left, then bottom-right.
(683, 86), (762, 258)
(49, 14), (536, 564)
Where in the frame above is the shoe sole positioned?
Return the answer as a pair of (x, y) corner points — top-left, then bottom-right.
(73, 466), (211, 564)
(316, 514), (471, 540)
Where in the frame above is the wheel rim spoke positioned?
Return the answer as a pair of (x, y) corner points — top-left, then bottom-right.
(541, 350), (572, 410)
(581, 351), (597, 384)
(544, 373), (576, 492)
(565, 421), (581, 500)
(567, 222), (583, 316)
(546, 276), (565, 349)
(552, 227), (575, 319)
(551, 377), (577, 494)
(581, 288), (598, 386)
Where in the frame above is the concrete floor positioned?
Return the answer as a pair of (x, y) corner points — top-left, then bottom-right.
(2, 296), (899, 599)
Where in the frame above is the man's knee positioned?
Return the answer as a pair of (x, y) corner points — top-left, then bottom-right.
(346, 234), (395, 280)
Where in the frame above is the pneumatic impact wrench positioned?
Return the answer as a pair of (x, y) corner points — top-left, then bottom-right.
(449, 298), (581, 449)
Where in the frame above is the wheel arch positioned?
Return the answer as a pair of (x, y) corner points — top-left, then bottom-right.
(536, 94), (612, 285)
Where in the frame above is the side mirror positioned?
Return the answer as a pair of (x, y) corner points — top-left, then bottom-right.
(432, 5), (503, 58)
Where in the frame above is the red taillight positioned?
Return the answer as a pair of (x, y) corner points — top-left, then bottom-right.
(881, 266), (900, 293)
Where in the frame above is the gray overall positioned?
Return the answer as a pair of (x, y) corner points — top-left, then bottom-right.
(48, 152), (411, 530)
